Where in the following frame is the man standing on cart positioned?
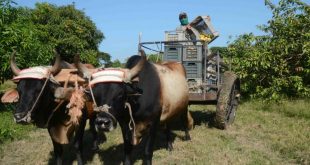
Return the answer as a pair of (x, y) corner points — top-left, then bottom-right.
(178, 12), (197, 44)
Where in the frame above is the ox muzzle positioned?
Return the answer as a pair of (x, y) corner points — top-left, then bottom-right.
(14, 111), (32, 124)
(94, 104), (117, 132)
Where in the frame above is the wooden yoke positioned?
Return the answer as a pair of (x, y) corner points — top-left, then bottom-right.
(54, 68), (97, 119)
(54, 69), (85, 85)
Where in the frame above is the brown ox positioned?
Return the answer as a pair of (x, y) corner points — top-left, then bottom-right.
(1, 51), (100, 165)
(75, 49), (193, 165)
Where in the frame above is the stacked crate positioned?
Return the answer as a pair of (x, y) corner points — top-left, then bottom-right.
(205, 52), (219, 93)
(163, 45), (182, 61)
(182, 45), (203, 79)
(165, 30), (185, 42)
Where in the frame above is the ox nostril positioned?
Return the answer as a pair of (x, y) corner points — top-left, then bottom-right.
(102, 118), (111, 126)
(14, 113), (23, 120)
(95, 117), (111, 126)
(14, 112), (31, 124)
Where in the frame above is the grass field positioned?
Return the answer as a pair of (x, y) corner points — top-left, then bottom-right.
(0, 99), (309, 165)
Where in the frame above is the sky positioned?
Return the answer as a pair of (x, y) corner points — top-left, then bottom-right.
(14, 0), (304, 62)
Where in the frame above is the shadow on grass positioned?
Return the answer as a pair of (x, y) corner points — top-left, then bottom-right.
(48, 108), (217, 164)
(95, 128), (181, 165)
(93, 109), (217, 165)
(47, 129), (107, 165)
(191, 108), (216, 128)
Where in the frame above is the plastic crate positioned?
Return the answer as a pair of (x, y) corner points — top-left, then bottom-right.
(183, 62), (202, 78)
(163, 45), (182, 61)
(165, 30), (186, 41)
(182, 45), (203, 61)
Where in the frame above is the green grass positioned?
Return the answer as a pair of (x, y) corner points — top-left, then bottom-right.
(0, 105), (35, 143)
(0, 99), (309, 164)
(0, 81), (34, 149)
(253, 99), (310, 119)
(92, 100), (310, 164)
(232, 100), (310, 164)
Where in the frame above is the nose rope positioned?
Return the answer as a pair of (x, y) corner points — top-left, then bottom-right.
(93, 104), (117, 125)
(125, 102), (136, 138)
(88, 77), (98, 107)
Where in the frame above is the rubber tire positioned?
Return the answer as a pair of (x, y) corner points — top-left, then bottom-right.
(215, 71), (239, 129)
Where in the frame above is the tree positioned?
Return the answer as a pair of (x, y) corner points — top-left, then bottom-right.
(110, 59), (123, 68)
(97, 51), (112, 67)
(227, 0), (310, 99)
(147, 53), (162, 63)
(210, 46), (229, 58)
(0, 1), (106, 81)
(29, 3), (104, 64)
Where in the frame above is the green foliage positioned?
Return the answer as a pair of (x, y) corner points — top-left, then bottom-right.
(0, 104), (34, 143)
(0, 1), (107, 82)
(227, 0), (310, 100)
(97, 51), (112, 66)
(30, 3), (104, 63)
(110, 59), (123, 68)
(147, 53), (162, 63)
(210, 46), (229, 58)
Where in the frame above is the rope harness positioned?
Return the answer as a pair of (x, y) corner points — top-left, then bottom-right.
(125, 102), (136, 138)
(16, 68), (84, 128)
(22, 72), (51, 122)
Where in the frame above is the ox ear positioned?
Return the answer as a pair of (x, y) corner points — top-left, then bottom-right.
(1, 89), (19, 103)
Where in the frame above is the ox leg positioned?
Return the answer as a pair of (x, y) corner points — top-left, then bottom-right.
(143, 118), (159, 165)
(89, 115), (99, 151)
(182, 110), (193, 141)
(120, 122), (133, 165)
(52, 140), (63, 165)
(165, 124), (173, 151)
(73, 111), (87, 165)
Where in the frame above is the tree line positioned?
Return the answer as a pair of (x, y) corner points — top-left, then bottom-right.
(212, 0), (309, 100)
(1, 0), (309, 100)
(0, 0), (120, 82)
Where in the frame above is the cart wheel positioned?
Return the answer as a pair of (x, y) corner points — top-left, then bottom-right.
(215, 71), (240, 129)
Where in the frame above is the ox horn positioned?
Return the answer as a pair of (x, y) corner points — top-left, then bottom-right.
(124, 49), (147, 82)
(10, 50), (21, 76)
(74, 54), (91, 79)
(50, 50), (61, 75)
